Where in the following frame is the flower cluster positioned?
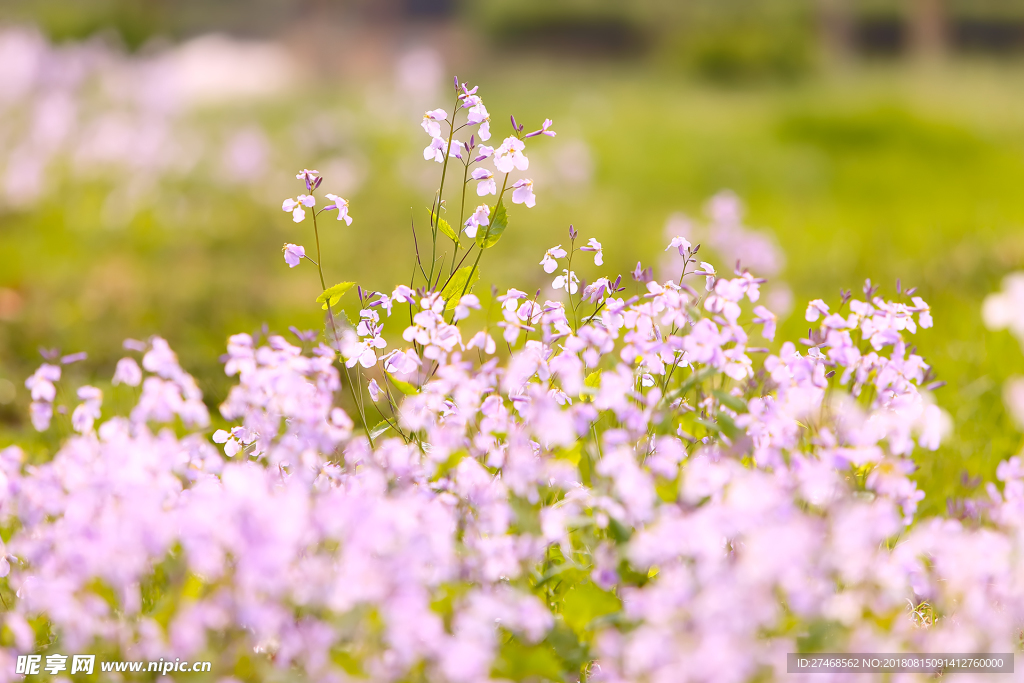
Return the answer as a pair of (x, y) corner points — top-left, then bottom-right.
(4, 78), (1022, 683)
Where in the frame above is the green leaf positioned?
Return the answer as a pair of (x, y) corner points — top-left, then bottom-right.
(475, 201), (508, 249)
(316, 281), (356, 311)
(386, 372), (419, 395)
(431, 209), (461, 247)
(716, 411), (743, 441)
(491, 637), (564, 682)
(713, 389), (748, 413)
(561, 582), (622, 638)
(440, 265), (481, 310)
(545, 619), (588, 672)
(679, 366), (716, 393)
(369, 420), (392, 440)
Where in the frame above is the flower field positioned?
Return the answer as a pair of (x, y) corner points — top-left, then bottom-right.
(6, 23), (1024, 683)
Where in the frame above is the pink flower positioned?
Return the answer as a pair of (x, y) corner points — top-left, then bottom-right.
(472, 168), (496, 196)
(467, 330), (497, 354)
(424, 136), (447, 163)
(805, 299), (830, 322)
(494, 136), (528, 173)
(25, 363), (60, 402)
(753, 305), (777, 341)
(498, 288), (528, 311)
(461, 95), (491, 141)
(283, 243), (305, 268)
(473, 145), (495, 162)
(464, 204), (490, 239)
(295, 168), (319, 190)
(511, 179), (536, 208)
(72, 385), (102, 433)
(697, 261), (717, 291)
(282, 194), (314, 223)
(553, 269), (579, 295)
(540, 245), (567, 274)
(113, 357), (142, 387)
(421, 109), (447, 138)
(665, 235), (691, 256)
(453, 294), (481, 322)
(525, 118), (556, 138)
(324, 193), (353, 225)
(580, 238), (603, 266)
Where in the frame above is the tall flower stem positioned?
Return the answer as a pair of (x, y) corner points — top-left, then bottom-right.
(311, 209), (373, 446)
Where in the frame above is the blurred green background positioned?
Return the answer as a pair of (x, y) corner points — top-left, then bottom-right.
(4, 0), (1024, 514)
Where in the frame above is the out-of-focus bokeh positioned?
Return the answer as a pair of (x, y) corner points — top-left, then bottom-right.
(4, 0), (1024, 511)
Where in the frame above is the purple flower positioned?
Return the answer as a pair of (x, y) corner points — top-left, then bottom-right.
(753, 305), (777, 341)
(580, 238), (603, 266)
(805, 299), (830, 322)
(421, 109), (447, 138)
(471, 168), (496, 196)
(525, 118), (556, 138)
(324, 193), (353, 225)
(464, 204), (490, 239)
(113, 357), (143, 387)
(282, 194), (314, 223)
(540, 245), (567, 274)
(283, 243), (305, 268)
(665, 235), (691, 256)
(494, 137), (528, 173)
(295, 168), (319, 191)
(424, 136), (447, 164)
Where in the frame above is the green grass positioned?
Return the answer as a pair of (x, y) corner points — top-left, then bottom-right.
(5, 60), (1024, 514)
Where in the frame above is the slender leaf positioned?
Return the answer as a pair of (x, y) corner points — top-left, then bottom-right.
(475, 201), (508, 249)
(369, 420), (392, 440)
(713, 389), (748, 413)
(430, 208), (461, 247)
(440, 265), (481, 310)
(316, 281), (356, 311)
(386, 372), (419, 396)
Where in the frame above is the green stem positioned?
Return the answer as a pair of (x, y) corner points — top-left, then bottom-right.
(312, 207), (374, 447)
